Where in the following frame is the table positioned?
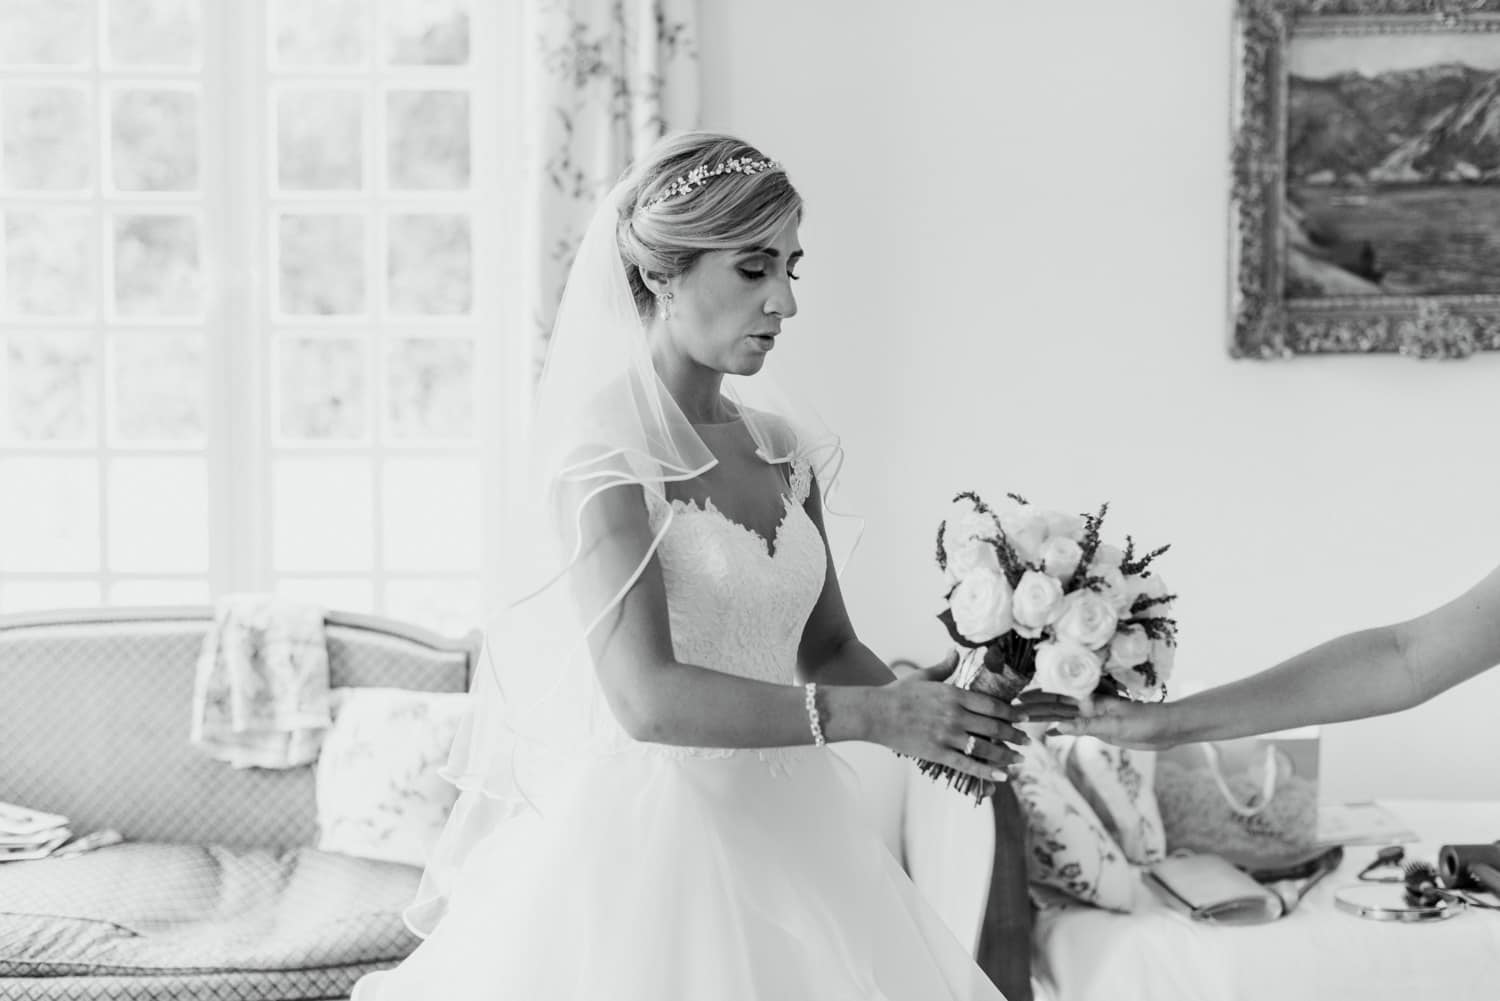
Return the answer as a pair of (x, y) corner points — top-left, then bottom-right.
(1032, 800), (1500, 1001)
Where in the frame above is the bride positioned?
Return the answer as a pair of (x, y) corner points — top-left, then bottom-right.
(353, 132), (1061, 1000)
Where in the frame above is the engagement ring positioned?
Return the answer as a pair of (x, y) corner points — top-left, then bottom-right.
(963, 735), (977, 757)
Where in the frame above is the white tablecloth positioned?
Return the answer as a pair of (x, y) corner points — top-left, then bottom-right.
(1033, 799), (1500, 1001)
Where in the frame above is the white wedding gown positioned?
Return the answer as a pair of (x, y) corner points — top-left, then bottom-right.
(353, 458), (1006, 1000)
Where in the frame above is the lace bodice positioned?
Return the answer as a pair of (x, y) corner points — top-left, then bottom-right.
(643, 457), (825, 688)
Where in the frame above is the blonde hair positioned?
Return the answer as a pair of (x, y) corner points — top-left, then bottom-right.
(617, 132), (802, 319)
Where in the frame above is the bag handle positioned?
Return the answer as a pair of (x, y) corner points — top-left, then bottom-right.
(1199, 743), (1279, 818)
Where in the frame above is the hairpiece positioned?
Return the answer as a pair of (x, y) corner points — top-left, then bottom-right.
(644, 156), (782, 210)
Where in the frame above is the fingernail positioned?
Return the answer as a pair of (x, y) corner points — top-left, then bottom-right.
(1015, 713), (1030, 723)
(992, 770), (1008, 782)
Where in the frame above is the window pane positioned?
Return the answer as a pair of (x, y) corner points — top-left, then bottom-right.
(385, 578), (481, 637)
(386, 90), (469, 190)
(0, 0), (91, 67)
(274, 576), (374, 613)
(387, 338), (472, 440)
(113, 331), (204, 441)
(276, 89), (363, 191)
(109, 577), (210, 606)
(384, 0), (469, 66)
(3, 211), (92, 318)
(106, 0), (200, 67)
(5, 331), (96, 443)
(1, 85), (91, 191)
(388, 214), (471, 316)
(107, 457), (208, 572)
(277, 214), (365, 316)
(0, 458), (99, 571)
(113, 214), (203, 317)
(273, 0), (364, 67)
(0, 580), (103, 613)
(382, 457), (480, 571)
(277, 336), (366, 440)
(111, 88), (199, 192)
(273, 458), (373, 572)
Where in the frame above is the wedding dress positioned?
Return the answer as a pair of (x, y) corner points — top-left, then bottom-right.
(352, 455), (1007, 1000)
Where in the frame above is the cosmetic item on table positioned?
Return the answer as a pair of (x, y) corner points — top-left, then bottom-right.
(1438, 842), (1500, 895)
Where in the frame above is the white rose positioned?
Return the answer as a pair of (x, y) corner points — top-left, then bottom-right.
(1106, 625), (1151, 669)
(941, 500), (1000, 563)
(1125, 572), (1168, 606)
(1010, 569), (1064, 638)
(1150, 638), (1177, 683)
(947, 536), (1001, 580)
(998, 507), (1050, 565)
(1092, 543), (1124, 569)
(1053, 590), (1119, 650)
(1032, 640), (1103, 700)
(1089, 565), (1131, 614)
(949, 568), (1014, 644)
(1042, 510), (1086, 542)
(1038, 536), (1083, 580)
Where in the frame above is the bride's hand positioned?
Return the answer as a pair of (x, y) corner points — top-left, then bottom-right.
(865, 652), (1030, 782)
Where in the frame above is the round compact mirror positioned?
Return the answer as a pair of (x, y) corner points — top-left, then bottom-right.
(1334, 882), (1466, 923)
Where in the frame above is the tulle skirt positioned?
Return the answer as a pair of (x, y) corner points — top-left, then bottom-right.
(352, 745), (1006, 1001)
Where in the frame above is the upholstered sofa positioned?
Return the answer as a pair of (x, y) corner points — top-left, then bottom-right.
(0, 606), (1009, 1001)
(0, 606), (481, 1001)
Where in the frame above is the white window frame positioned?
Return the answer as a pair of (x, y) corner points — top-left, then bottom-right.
(0, 0), (527, 633)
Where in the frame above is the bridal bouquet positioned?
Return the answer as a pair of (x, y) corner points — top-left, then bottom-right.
(926, 491), (1178, 800)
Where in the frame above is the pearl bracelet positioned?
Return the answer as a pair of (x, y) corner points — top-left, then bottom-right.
(804, 682), (826, 747)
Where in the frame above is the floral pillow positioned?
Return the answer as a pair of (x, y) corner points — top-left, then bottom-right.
(1053, 735), (1166, 866)
(1010, 739), (1135, 912)
(315, 687), (470, 869)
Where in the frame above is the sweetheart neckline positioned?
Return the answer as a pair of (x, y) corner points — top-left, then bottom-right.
(664, 492), (803, 560)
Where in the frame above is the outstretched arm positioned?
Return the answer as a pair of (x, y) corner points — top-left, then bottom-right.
(1068, 563), (1500, 749)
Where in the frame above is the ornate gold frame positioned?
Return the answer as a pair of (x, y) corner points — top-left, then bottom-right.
(1231, 0), (1500, 358)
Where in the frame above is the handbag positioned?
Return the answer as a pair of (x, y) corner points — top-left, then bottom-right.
(1153, 727), (1321, 872)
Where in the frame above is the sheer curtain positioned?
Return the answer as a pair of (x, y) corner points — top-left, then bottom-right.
(526, 0), (699, 373)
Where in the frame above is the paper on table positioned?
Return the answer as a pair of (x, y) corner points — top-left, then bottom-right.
(1316, 801), (1419, 846)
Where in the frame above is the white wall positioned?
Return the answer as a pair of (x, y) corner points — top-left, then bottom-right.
(699, 0), (1500, 802)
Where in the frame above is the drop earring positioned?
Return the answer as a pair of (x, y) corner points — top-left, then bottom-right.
(658, 291), (674, 320)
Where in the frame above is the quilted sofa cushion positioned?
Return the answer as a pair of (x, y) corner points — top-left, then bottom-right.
(0, 843), (421, 977)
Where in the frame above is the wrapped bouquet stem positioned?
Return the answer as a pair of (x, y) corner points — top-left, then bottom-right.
(921, 491), (1180, 802)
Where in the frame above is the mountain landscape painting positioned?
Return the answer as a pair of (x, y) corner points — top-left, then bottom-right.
(1285, 35), (1500, 300)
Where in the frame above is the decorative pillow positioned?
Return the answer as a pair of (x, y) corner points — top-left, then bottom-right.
(315, 687), (470, 868)
(1010, 739), (1135, 912)
(1053, 735), (1166, 866)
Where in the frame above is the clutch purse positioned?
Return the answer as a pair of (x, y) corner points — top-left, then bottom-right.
(1146, 853), (1284, 925)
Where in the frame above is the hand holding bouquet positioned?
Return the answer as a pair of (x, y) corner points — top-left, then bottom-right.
(926, 490), (1178, 800)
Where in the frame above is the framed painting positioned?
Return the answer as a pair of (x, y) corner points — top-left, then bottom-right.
(1231, 0), (1500, 358)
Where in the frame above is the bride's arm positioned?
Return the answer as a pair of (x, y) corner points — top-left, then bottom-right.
(573, 480), (1023, 778)
(795, 475), (906, 688)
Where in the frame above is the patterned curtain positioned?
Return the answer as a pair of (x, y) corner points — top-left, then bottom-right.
(528, 0), (699, 372)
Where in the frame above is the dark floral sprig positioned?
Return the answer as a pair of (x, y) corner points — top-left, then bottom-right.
(989, 536), (1028, 588)
(954, 489), (993, 515)
(935, 522), (949, 574)
(1076, 503), (1110, 570)
(1129, 592), (1178, 616)
(1124, 615), (1178, 645)
(1121, 538), (1172, 577)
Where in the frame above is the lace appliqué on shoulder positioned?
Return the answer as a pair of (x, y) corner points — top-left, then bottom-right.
(789, 456), (813, 506)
